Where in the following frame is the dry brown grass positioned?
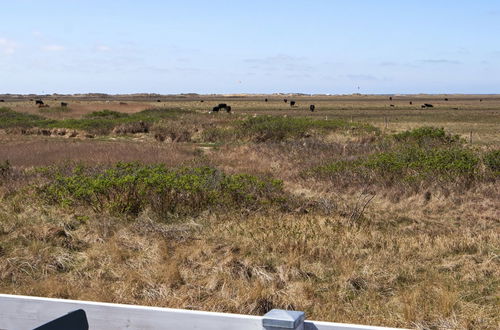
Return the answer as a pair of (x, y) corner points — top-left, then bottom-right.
(0, 185), (498, 328)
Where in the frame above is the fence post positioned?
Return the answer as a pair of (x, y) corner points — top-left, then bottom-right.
(262, 309), (305, 330)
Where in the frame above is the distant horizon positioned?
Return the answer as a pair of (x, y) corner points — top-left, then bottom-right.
(1, 92), (499, 97)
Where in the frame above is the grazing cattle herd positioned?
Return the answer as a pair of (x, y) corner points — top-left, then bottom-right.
(203, 97), (488, 114)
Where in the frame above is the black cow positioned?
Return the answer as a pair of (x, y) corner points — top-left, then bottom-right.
(290, 100), (296, 107)
(421, 105), (426, 109)
(265, 98), (268, 102)
(424, 103), (434, 108)
(218, 103), (228, 109)
(444, 98), (449, 101)
(200, 100), (204, 103)
(61, 102), (68, 107)
(480, 99), (483, 102)
(309, 104), (315, 112)
(157, 99), (161, 102)
(226, 106), (232, 113)
(284, 99), (288, 103)
(0, 99), (4, 102)
(389, 96), (393, 101)
(390, 104), (395, 107)
(212, 106), (220, 112)
(409, 101), (413, 105)
(35, 99), (44, 105)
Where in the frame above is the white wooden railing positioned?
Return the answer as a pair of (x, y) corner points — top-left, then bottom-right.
(0, 294), (404, 330)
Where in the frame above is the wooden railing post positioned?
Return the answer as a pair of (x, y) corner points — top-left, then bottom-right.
(262, 309), (305, 330)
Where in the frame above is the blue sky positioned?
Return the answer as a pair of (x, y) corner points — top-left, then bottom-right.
(1, 0), (499, 94)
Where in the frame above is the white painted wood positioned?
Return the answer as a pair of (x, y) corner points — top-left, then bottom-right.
(0, 294), (404, 330)
(304, 320), (403, 330)
(0, 294), (260, 330)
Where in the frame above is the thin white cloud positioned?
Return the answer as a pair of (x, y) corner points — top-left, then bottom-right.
(42, 44), (65, 51)
(344, 74), (378, 81)
(244, 54), (312, 72)
(380, 61), (397, 66)
(244, 54), (307, 64)
(0, 38), (18, 55)
(418, 59), (461, 65)
(95, 45), (111, 52)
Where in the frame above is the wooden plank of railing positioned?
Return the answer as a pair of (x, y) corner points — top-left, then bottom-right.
(0, 294), (403, 330)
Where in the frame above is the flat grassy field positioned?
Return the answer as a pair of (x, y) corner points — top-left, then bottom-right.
(0, 94), (498, 329)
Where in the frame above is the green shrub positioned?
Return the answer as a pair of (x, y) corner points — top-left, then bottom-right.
(393, 127), (460, 146)
(364, 147), (478, 176)
(240, 116), (378, 142)
(0, 160), (11, 178)
(313, 146), (480, 185)
(0, 107), (190, 135)
(0, 107), (50, 128)
(85, 109), (128, 119)
(42, 163), (285, 219)
(484, 150), (500, 173)
(203, 116), (379, 143)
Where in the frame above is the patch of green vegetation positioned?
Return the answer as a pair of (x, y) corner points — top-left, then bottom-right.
(203, 116), (379, 143)
(0, 160), (11, 178)
(42, 163), (285, 219)
(240, 116), (378, 142)
(313, 146), (482, 185)
(0, 107), (192, 134)
(44, 118), (116, 134)
(0, 107), (51, 128)
(364, 147), (478, 175)
(392, 127), (460, 146)
(84, 109), (128, 119)
(484, 150), (500, 173)
(48, 108), (190, 134)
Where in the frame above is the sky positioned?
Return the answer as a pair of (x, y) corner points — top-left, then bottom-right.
(1, 0), (499, 94)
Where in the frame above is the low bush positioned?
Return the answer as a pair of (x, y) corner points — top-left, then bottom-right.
(151, 120), (194, 142)
(0, 107), (190, 135)
(42, 163), (285, 219)
(0, 160), (11, 178)
(240, 116), (378, 142)
(484, 149), (500, 173)
(85, 109), (128, 119)
(0, 107), (50, 128)
(392, 127), (460, 147)
(202, 116), (379, 143)
(313, 146), (481, 186)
